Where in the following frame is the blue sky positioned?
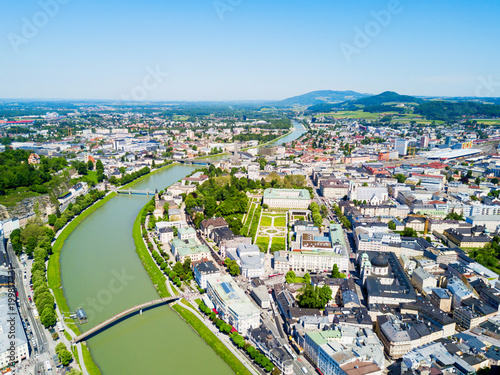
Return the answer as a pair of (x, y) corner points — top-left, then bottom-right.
(1, 0), (499, 101)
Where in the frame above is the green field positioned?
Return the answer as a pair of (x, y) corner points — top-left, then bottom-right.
(274, 217), (286, 227)
(474, 119), (500, 125)
(256, 237), (270, 253)
(315, 110), (381, 119)
(260, 216), (272, 226)
(270, 237), (286, 253)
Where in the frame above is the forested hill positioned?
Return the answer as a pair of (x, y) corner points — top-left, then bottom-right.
(414, 101), (500, 121)
(0, 149), (67, 195)
(277, 90), (367, 107)
(306, 91), (421, 112)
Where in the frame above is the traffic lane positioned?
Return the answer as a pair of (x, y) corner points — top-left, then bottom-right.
(8, 243), (48, 354)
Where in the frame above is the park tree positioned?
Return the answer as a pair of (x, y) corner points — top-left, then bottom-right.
(388, 220), (396, 230)
(285, 270), (296, 283)
(40, 307), (57, 328)
(331, 264), (345, 279)
(395, 174), (406, 183)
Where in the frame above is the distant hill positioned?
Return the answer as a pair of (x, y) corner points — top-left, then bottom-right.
(306, 91), (423, 113)
(277, 90), (367, 107)
(350, 91), (423, 107)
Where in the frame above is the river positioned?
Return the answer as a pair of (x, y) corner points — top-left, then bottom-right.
(59, 120), (305, 374)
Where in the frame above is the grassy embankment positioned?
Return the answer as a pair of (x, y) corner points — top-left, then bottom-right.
(172, 303), (253, 375)
(134, 200), (252, 375)
(132, 204), (171, 298)
(47, 193), (117, 375)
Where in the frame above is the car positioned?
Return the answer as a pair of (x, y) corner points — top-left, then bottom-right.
(301, 367), (308, 374)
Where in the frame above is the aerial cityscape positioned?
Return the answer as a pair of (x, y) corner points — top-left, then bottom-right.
(2, 1), (500, 375)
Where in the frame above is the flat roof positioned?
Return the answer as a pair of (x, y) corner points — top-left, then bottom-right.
(263, 188), (311, 200)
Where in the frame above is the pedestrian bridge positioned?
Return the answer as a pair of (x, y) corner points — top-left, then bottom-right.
(178, 160), (210, 166)
(71, 296), (180, 344)
(117, 189), (154, 196)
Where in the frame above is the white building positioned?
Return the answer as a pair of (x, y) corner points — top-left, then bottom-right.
(205, 275), (261, 335)
(193, 261), (221, 289)
(263, 188), (311, 209)
(227, 244), (265, 279)
(178, 227), (196, 240)
(0, 293), (30, 368)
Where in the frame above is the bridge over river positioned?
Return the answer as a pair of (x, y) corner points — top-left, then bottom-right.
(72, 296), (180, 344)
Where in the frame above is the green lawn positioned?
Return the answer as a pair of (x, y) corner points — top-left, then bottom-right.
(82, 170), (98, 184)
(256, 237), (270, 253)
(274, 217), (286, 227)
(270, 237), (286, 253)
(248, 205), (262, 241)
(260, 216), (272, 226)
(172, 304), (252, 375)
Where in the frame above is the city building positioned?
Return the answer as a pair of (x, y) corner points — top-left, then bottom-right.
(0, 293), (29, 368)
(263, 188), (312, 209)
(411, 267), (437, 295)
(430, 288), (452, 312)
(443, 226), (491, 248)
(178, 227), (196, 240)
(304, 326), (385, 375)
(193, 260), (220, 289)
(283, 224), (349, 274)
(248, 326), (294, 375)
(227, 244), (265, 279)
(205, 275), (261, 335)
(170, 238), (211, 262)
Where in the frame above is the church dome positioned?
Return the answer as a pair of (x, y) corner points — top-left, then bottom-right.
(371, 254), (389, 268)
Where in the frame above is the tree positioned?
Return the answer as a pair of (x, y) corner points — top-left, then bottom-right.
(258, 158), (267, 170)
(445, 212), (464, 221)
(48, 214), (57, 226)
(402, 227), (418, 237)
(59, 349), (73, 366)
(304, 273), (311, 284)
(492, 178), (499, 185)
(331, 264), (345, 279)
(87, 160), (94, 171)
(285, 270), (296, 283)
(388, 220), (396, 230)
(395, 174), (406, 183)
(68, 370), (83, 375)
(40, 307), (57, 327)
(318, 284), (333, 306)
